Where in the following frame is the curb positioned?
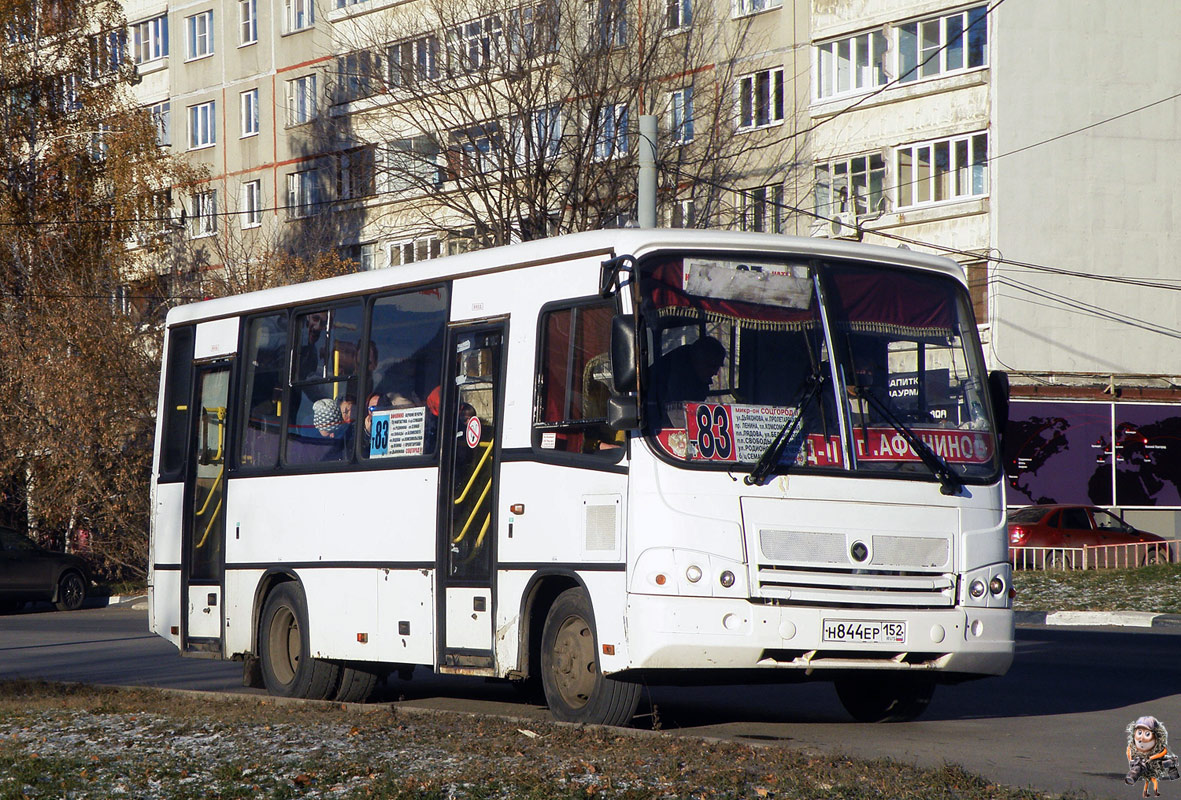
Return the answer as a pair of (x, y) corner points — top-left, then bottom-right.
(1015, 610), (1181, 629)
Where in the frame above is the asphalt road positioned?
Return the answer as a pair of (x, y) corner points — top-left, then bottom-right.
(1, 601), (1175, 799)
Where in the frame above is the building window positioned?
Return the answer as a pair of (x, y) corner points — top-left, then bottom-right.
(131, 15), (168, 64)
(733, 0), (780, 18)
(740, 184), (784, 233)
(191, 189), (217, 237)
(241, 180), (261, 227)
(51, 73), (81, 114)
(594, 103), (629, 159)
(150, 100), (170, 146)
(240, 89), (259, 137)
(390, 237), (441, 265)
(898, 5), (987, 84)
(587, 0), (627, 49)
(186, 11), (214, 60)
(342, 242), (379, 270)
(448, 128), (498, 177)
(815, 29), (887, 100)
(670, 87), (693, 144)
(287, 75), (317, 126)
(814, 153), (885, 218)
(287, 169), (321, 218)
(896, 132), (987, 208)
(446, 15), (503, 73)
(338, 146), (376, 200)
(388, 36), (439, 87)
(240, 0), (257, 45)
(382, 136), (444, 194)
(738, 67), (784, 130)
(284, 0), (314, 32)
(89, 29), (125, 79)
(670, 198), (695, 227)
(335, 51), (376, 103)
(188, 101), (216, 149)
(667, 0), (691, 29)
(508, 2), (558, 58)
(511, 106), (561, 164)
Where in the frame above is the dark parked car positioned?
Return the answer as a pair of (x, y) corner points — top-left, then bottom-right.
(1008, 504), (1167, 566)
(0, 527), (89, 613)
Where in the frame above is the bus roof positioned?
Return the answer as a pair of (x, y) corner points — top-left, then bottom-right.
(164, 228), (968, 327)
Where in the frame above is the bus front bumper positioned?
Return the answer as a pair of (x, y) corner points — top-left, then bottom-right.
(621, 594), (1014, 678)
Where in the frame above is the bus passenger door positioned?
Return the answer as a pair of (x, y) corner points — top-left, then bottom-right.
(183, 363), (230, 653)
(437, 323), (505, 672)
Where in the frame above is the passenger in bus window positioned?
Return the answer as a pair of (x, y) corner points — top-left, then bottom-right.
(362, 391), (385, 451)
(313, 398), (346, 439)
(654, 336), (726, 406)
(297, 312), (328, 381)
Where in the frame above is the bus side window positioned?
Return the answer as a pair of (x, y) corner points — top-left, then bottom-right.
(361, 286), (448, 461)
(239, 313), (288, 470)
(159, 325), (195, 480)
(533, 299), (619, 457)
(286, 303), (363, 466)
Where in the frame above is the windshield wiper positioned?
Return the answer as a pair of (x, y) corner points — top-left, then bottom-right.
(851, 386), (964, 496)
(744, 374), (825, 486)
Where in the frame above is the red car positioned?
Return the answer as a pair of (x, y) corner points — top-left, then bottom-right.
(1008, 504), (1167, 567)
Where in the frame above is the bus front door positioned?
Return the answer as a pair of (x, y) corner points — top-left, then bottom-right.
(437, 323), (505, 672)
(182, 363), (230, 654)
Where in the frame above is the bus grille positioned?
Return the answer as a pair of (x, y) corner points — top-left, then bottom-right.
(755, 528), (955, 608)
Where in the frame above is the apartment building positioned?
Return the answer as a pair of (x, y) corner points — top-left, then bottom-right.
(131, 0), (815, 275)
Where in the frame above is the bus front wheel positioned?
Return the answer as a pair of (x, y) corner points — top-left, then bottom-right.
(259, 583), (341, 700)
(540, 588), (641, 726)
(834, 673), (935, 723)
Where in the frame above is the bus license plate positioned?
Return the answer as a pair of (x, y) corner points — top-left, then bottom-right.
(822, 620), (906, 644)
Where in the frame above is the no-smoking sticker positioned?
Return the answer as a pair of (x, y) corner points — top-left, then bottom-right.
(465, 415), (482, 448)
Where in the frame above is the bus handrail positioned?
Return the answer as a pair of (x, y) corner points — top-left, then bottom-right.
(453, 440), (493, 505)
(453, 478), (492, 544)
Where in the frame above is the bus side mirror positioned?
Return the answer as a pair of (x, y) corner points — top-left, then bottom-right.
(607, 315), (639, 430)
(988, 370), (1010, 437)
(606, 395), (638, 430)
(610, 314), (638, 394)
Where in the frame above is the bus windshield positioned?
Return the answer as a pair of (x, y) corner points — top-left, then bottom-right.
(637, 252), (1000, 483)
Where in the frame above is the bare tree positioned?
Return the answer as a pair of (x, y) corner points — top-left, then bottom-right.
(312, 0), (805, 250)
(0, 0), (193, 577)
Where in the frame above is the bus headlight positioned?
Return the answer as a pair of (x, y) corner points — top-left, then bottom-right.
(631, 549), (746, 597)
(961, 563), (1012, 608)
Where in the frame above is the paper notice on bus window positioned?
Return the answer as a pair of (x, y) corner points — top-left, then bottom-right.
(685, 403), (802, 462)
(369, 406), (427, 458)
(682, 259), (812, 309)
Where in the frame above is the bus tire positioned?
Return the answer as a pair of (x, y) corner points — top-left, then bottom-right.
(334, 663), (379, 703)
(54, 570), (86, 612)
(259, 583), (341, 700)
(540, 588), (640, 726)
(834, 673), (936, 723)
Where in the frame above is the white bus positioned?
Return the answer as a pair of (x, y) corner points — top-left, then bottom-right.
(149, 229), (1013, 724)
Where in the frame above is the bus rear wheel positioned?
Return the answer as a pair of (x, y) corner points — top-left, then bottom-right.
(259, 583), (341, 700)
(540, 588), (640, 726)
(834, 673), (936, 722)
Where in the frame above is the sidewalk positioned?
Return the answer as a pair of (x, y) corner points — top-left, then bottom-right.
(1015, 610), (1181, 628)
